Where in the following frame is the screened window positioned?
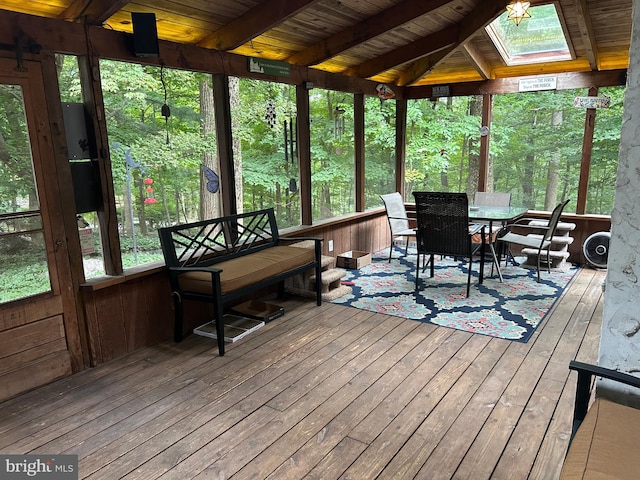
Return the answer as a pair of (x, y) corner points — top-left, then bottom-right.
(0, 84), (51, 303)
(588, 86), (624, 215)
(365, 96), (396, 209)
(233, 78), (301, 228)
(405, 96), (482, 202)
(98, 60), (218, 274)
(490, 89), (584, 211)
(310, 89), (355, 221)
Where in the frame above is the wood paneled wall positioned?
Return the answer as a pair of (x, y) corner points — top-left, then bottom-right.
(0, 299), (72, 401)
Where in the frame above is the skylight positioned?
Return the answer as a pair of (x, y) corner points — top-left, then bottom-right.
(486, 3), (572, 66)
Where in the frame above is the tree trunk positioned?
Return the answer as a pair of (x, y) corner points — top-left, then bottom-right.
(229, 76), (243, 213)
(544, 110), (562, 210)
(199, 75), (220, 220)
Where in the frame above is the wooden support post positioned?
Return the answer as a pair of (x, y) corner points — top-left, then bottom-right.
(354, 93), (365, 211)
(577, 86), (598, 214)
(395, 98), (407, 196)
(213, 73), (237, 216)
(478, 93), (492, 192)
(77, 54), (123, 275)
(296, 83), (312, 225)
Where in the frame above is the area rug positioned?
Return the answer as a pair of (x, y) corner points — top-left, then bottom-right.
(332, 249), (578, 342)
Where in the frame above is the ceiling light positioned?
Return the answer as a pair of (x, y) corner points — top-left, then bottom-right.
(506, 1), (531, 26)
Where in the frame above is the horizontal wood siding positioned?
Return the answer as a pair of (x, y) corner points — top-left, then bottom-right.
(0, 314), (71, 401)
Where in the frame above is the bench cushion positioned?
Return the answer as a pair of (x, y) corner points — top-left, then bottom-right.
(177, 245), (316, 295)
(560, 397), (640, 479)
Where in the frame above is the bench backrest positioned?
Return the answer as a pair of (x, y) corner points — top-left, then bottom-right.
(158, 208), (280, 268)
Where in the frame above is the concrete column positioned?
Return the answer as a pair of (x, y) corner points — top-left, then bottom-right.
(599, 0), (640, 405)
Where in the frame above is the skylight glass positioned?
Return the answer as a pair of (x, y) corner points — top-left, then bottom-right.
(486, 3), (572, 66)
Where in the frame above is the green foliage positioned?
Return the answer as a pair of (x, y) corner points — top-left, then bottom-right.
(0, 260), (50, 303)
(0, 245), (50, 303)
(119, 233), (161, 252)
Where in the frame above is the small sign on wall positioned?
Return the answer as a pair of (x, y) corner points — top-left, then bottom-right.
(432, 85), (450, 98)
(519, 76), (557, 92)
(574, 96), (611, 108)
(247, 57), (291, 77)
(79, 228), (95, 255)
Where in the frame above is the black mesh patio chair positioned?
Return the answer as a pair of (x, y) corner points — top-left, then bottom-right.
(413, 191), (486, 297)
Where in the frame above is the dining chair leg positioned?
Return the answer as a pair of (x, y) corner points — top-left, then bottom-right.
(537, 251), (542, 282)
(466, 259), (472, 297)
(546, 249), (551, 274)
(388, 241), (393, 263)
(430, 254), (435, 278)
(415, 252), (420, 289)
(405, 236), (410, 257)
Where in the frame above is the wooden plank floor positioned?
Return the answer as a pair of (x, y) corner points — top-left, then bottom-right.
(0, 267), (605, 479)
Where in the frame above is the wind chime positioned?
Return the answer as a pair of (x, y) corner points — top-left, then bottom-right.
(266, 98), (298, 193)
(160, 64), (171, 144)
(334, 106), (345, 139)
(284, 110), (298, 193)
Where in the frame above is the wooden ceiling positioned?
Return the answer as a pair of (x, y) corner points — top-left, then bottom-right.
(0, 0), (632, 87)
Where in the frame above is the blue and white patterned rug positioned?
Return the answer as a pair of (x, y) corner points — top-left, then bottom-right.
(332, 249), (578, 342)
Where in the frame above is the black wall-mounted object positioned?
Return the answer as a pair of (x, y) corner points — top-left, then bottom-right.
(62, 102), (97, 160)
(70, 160), (102, 214)
(132, 12), (160, 58)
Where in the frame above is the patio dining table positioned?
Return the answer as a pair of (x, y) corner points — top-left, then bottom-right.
(469, 205), (528, 282)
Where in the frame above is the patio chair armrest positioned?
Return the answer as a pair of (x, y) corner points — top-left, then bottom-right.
(469, 223), (485, 235)
(508, 217), (550, 227)
(568, 360), (640, 437)
(496, 222), (549, 237)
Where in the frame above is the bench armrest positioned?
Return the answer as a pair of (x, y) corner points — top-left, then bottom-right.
(169, 265), (222, 274)
(569, 360), (640, 439)
(280, 236), (323, 243)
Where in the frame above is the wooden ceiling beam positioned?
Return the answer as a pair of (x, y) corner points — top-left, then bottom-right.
(197, 0), (321, 51)
(405, 69), (627, 98)
(397, 0), (508, 86)
(344, 26), (459, 80)
(59, 0), (130, 24)
(286, 0), (451, 66)
(574, 0), (598, 70)
(463, 43), (493, 80)
(397, 51), (448, 87)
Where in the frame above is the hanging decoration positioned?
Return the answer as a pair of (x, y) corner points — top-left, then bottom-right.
(265, 99), (277, 128)
(160, 64), (171, 144)
(143, 177), (158, 204)
(506, 1), (531, 26)
(283, 110), (297, 165)
(201, 164), (220, 194)
(334, 106), (345, 139)
(376, 83), (395, 102)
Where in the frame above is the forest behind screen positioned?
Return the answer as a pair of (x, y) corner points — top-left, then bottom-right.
(51, 57), (623, 272)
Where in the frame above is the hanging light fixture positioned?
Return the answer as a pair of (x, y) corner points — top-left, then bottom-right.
(506, 1), (531, 26)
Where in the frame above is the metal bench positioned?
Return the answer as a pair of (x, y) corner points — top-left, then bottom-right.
(158, 208), (323, 355)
